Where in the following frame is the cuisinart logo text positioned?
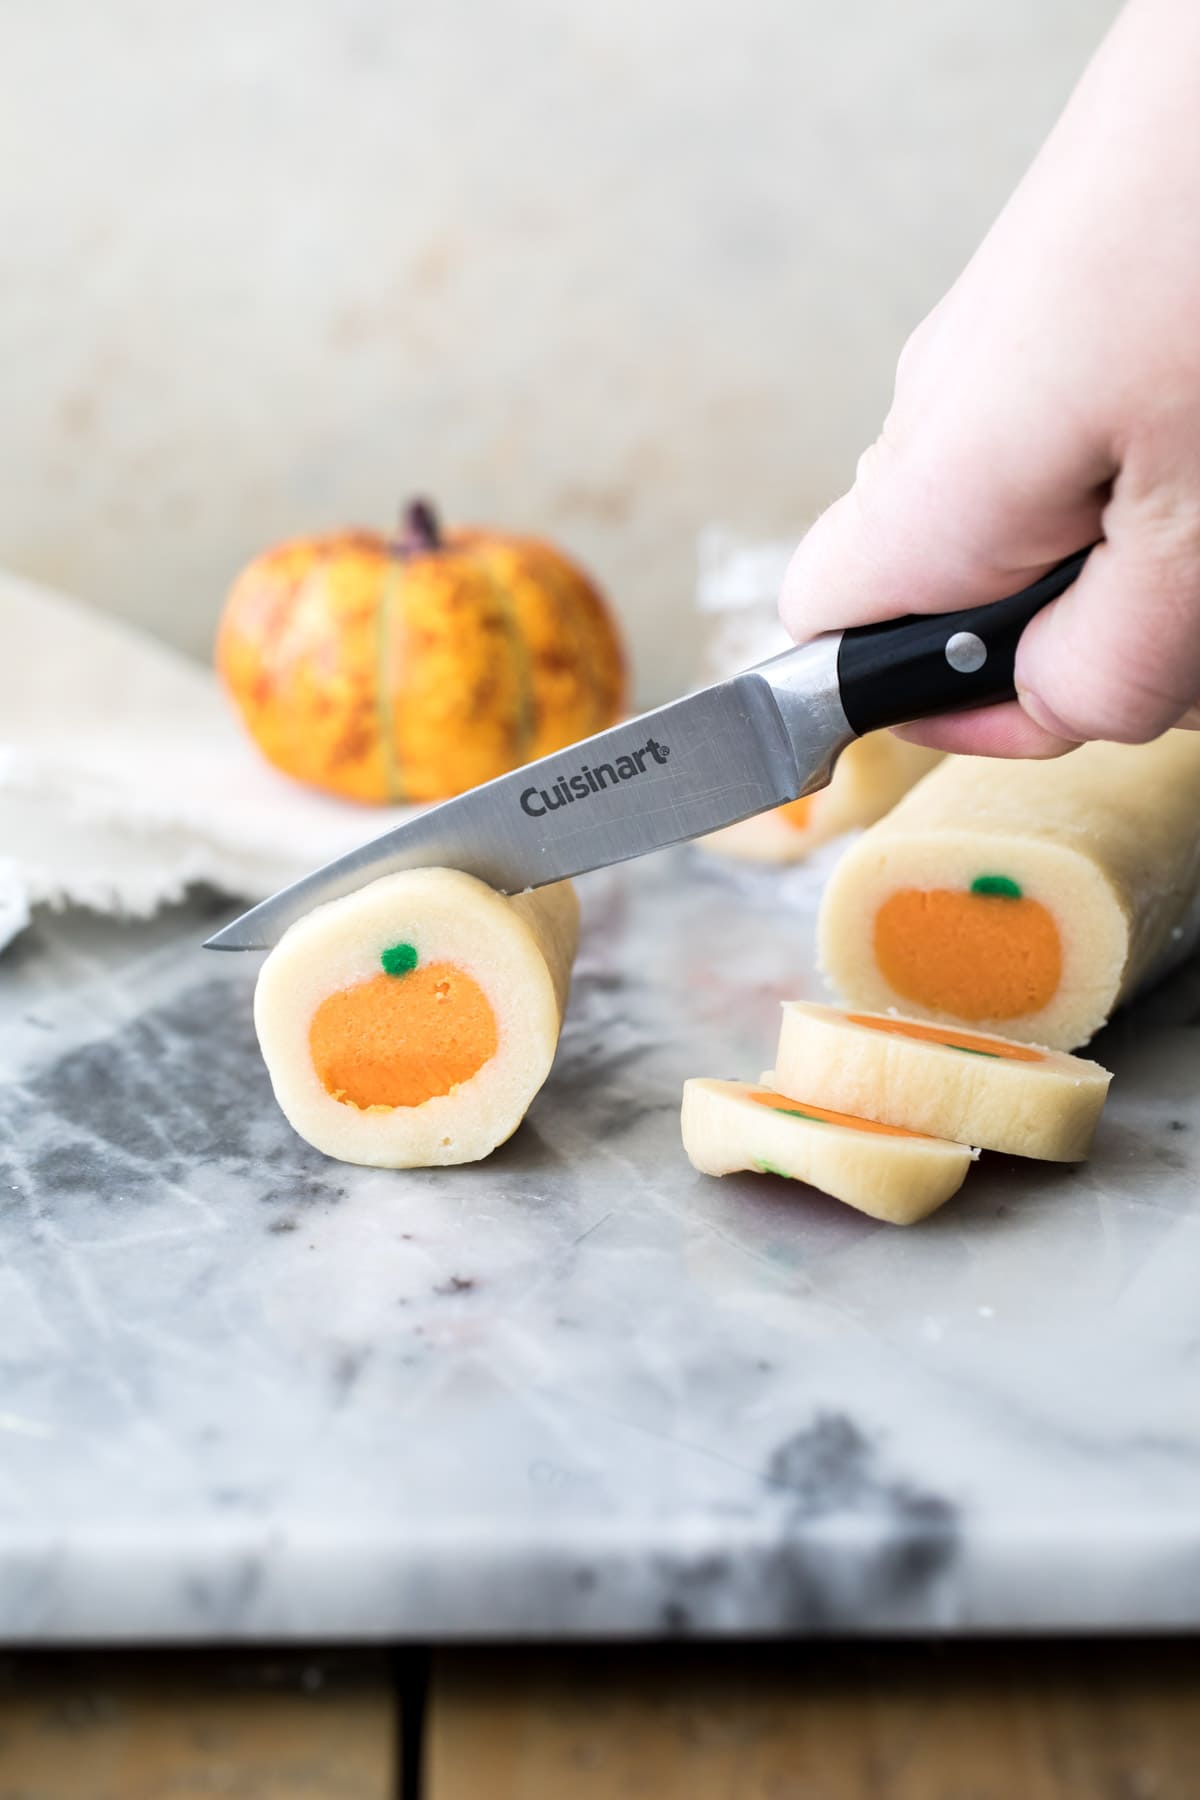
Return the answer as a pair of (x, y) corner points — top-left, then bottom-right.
(520, 738), (671, 818)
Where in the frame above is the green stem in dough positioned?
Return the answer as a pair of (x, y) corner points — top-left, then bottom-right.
(380, 941), (419, 976)
(971, 874), (1023, 899)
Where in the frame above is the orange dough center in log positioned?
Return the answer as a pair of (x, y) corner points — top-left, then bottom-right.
(779, 795), (815, 831)
(844, 1012), (1045, 1063)
(309, 963), (499, 1110)
(872, 889), (1062, 1022)
(746, 1089), (929, 1140)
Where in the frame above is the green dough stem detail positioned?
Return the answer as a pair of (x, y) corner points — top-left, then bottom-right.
(773, 1105), (826, 1124)
(971, 874), (1023, 899)
(753, 1159), (794, 1180)
(953, 1046), (1001, 1059)
(380, 941), (419, 976)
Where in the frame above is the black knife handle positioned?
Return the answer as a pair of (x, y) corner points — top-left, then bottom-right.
(835, 547), (1094, 736)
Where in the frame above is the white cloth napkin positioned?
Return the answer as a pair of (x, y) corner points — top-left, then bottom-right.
(0, 568), (418, 951)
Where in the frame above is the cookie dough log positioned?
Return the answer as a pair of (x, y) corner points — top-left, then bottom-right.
(774, 1003), (1111, 1162)
(681, 1079), (976, 1225)
(699, 734), (941, 864)
(819, 731), (1200, 1050)
(254, 868), (579, 1167)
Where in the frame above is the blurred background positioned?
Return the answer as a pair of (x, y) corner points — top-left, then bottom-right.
(0, 0), (1118, 703)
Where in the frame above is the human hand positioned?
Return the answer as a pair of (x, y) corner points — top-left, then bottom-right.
(780, 0), (1200, 757)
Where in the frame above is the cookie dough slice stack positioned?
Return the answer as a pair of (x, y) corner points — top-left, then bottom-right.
(682, 1006), (1111, 1226)
(681, 731), (1200, 1221)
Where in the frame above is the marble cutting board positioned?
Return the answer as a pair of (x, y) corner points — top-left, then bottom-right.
(1, 848), (1198, 1643)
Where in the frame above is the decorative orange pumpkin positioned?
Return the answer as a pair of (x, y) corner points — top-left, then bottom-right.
(216, 500), (627, 803)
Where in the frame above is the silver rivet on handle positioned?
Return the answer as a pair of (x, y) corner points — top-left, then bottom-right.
(945, 630), (987, 674)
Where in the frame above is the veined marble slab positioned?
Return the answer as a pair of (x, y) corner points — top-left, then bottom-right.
(1, 850), (1199, 1643)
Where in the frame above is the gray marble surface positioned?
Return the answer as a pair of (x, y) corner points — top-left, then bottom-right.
(2, 849), (1199, 1644)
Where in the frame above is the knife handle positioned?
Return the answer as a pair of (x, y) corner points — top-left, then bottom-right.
(834, 546), (1094, 736)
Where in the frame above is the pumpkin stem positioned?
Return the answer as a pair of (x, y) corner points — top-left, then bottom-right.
(396, 498), (442, 555)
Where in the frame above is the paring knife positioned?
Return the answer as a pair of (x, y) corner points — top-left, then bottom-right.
(205, 548), (1090, 951)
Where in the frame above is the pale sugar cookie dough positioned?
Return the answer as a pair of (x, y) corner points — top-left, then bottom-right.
(254, 868), (578, 1167)
(818, 731), (1200, 1050)
(774, 1003), (1111, 1162)
(699, 733), (941, 864)
(681, 1078), (976, 1225)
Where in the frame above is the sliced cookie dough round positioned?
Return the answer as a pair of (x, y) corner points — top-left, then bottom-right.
(681, 1078), (976, 1225)
(698, 733), (941, 864)
(774, 1002), (1111, 1162)
(254, 868), (579, 1167)
(818, 731), (1200, 1049)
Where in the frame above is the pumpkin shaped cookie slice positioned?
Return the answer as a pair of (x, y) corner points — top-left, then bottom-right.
(818, 731), (1200, 1050)
(699, 734), (940, 864)
(774, 1003), (1111, 1162)
(255, 869), (578, 1167)
(681, 1080), (975, 1226)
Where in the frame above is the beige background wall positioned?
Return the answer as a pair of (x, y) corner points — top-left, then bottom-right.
(0, 0), (1119, 702)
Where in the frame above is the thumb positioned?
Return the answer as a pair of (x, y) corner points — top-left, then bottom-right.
(1014, 510), (1200, 745)
(779, 431), (1097, 756)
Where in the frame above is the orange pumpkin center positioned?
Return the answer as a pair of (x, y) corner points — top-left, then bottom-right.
(309, 959), (498, 1110)
(745, 1089), (928, 1140)
(873, 881), (1061, 1021)
(779, 795), (815, 831)
(844, 1012), (1045, 1063)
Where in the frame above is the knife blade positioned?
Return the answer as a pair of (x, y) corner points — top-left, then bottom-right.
(205, 548), (1090, 951)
